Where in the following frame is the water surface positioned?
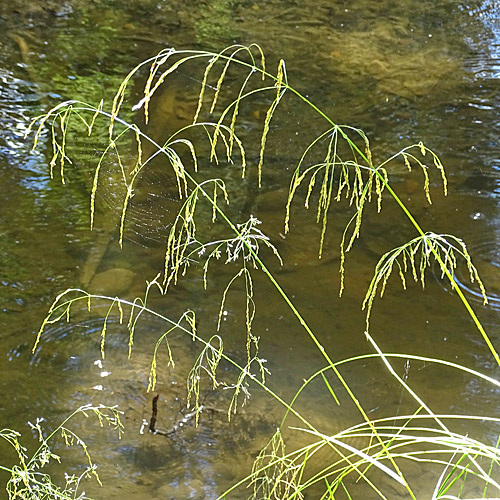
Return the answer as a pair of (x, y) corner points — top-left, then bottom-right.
(1, 0), (500, 498)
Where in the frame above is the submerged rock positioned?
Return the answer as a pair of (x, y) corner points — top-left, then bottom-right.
(88, 267), (137, 297)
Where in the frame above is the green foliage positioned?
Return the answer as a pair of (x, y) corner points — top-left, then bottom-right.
(1, 405), (123, 500)
(250, 429), (305, 500)
(20, 44), (500, 499)
(363, 232), (487, 331)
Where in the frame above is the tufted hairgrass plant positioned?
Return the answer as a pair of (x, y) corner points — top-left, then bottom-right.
(0, 405), (123, 500)
(19, 44), (500, 498)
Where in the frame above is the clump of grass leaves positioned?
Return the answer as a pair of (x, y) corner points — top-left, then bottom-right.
(22, 44), (500, 499)
(1, 405), (123, 500)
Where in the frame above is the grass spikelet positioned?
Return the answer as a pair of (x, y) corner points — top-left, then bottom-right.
(190, 44), (263, 124)
(110, 63), (141, 138)
(149, 309), (195, 390)
(257, 59), (287, 187)
(32, 288), (92, 353)
(118, 183), (134, 248)
(142, 48), (175, 125)
(363, 233), (488, 331)
(374, 166), (388, 213)
(187, 335), (223, 425)
(211, 178), (229, 222)
(131, 124), (143, 175)
(225, 352), (269, 420)
(381, 142), (448, 203)
(99, 297), (130, 358)
(89, 99), (103, 134)
(422, 164), (431, 204)
(209, 45), (251, 114)
(163, 187), (201, 289)
(403, 153), (412, 171)
(433, 152), (448, 196)
(4, 405), (124, 500)
(125, 297), (145, 357)
(251, 429), (304, 499)
(192, 53), (219, 124)
(148, 312), (195, 391)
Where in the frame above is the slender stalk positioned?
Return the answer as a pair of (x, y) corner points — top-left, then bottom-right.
(381, 181), (499, 365)
(28, 47), (500, 498)
(37, 100), (416, 496)
(224, 51), (499, 366)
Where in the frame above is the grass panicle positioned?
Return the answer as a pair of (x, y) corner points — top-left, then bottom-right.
(251, 429), (305, 500)
(2, 405), (123, 500)
(186, 335), (224, 425)
(363, 232), (487, 331)
(22, 44), (500, 500)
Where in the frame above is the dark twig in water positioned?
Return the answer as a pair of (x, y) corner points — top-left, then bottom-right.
(154, 406), (204, 436)
(152, 404), (226, 437)
(149, 394), (159, 433)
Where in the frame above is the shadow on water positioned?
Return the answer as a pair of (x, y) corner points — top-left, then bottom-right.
(3, 0), (500, 498)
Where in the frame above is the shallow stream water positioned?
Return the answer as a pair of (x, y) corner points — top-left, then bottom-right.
(1, 1), (500, 498)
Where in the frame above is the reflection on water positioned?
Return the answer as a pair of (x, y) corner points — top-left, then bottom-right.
(2, 0), (500, 498)
(465, 0), (500, 79)
(0, 69), (49, 191)
(442, 223), (500, 311)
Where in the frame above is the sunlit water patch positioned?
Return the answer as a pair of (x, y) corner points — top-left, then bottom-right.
(4, 0), (500, 498)
(435, 228), (500, 312)
(464, 0), (500, 79)
(15, 306), (282, 499)
(0, 69), (50, 190)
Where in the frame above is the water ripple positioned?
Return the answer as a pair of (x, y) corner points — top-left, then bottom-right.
(436, 233), (500, 312)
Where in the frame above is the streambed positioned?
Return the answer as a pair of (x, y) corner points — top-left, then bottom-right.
(1, 0), (500, 498)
